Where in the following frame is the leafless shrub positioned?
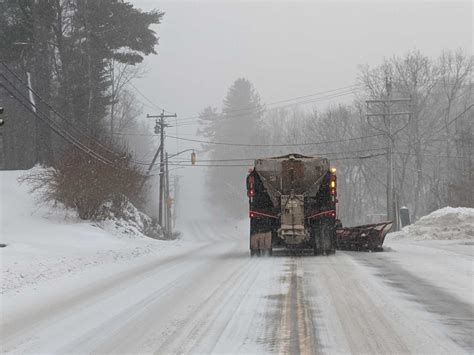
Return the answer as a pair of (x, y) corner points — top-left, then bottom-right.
(20, 148), (147, 220)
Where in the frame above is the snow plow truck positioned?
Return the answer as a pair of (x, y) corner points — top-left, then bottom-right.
(246, 154), (392, 256)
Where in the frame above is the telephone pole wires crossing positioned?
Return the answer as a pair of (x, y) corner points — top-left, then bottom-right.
(366, 77), (411, 231)
(147, 110), (177, 234)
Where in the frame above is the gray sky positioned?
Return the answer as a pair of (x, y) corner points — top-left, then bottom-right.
(130, 0), (472, 220)
(132, 1), (471, 126)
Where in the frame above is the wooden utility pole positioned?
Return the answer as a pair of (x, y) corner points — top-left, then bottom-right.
(173, 175), (180, 229)
(366, 77), (411, 231)
(0, 106), (4, 169)
(147, 110), (177, 227)
(165, 152), (172, 236)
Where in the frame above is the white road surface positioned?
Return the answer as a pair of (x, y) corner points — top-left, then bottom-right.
(1, 221), (473, 354)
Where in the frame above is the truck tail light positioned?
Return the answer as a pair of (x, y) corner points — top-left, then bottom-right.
(247, 175), (255, 198)
(330, 171), (337, 197)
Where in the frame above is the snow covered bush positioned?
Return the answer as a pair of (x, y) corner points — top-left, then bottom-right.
(98, 197), (163, 239)
(20, 148), (147, 221)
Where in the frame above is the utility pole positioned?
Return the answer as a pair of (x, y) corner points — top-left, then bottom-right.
(110, 62), (115, 142)
(147, 110), (177, 228)
(173, 175), (180, 229)
(366, 77), (411, 231)
(165, 152), (172, 236)
(0, 106), (4, 170)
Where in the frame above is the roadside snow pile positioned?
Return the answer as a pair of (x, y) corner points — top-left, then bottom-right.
(99, 199), (163, 240)
(399, 207), (474, 240)
(0, 170), (168, 294)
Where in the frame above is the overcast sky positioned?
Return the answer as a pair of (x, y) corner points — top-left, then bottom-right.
(132, 1), (471, 127)
(130, 0), (472, 220)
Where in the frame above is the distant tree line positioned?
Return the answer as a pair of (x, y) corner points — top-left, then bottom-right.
(199, 49), (473, 223)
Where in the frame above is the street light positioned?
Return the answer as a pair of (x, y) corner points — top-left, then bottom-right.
(167, 148), (197, 164)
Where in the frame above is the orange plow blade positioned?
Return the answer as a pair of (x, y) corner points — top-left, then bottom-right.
(336, 221), (393, 251)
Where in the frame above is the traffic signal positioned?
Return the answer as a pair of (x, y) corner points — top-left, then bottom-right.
(0, 106), (4, 127)
(191, 151), (196, 165)
(167, 197), (174, 209)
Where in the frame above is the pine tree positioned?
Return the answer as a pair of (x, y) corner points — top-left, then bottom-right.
(200, 78), (264, 217)
(0, 0), (163, 168)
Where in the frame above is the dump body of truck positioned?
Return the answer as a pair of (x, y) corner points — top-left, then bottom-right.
(246, 154), (337, 256)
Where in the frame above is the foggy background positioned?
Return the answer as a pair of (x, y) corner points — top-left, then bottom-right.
(129, 0), (472, 223)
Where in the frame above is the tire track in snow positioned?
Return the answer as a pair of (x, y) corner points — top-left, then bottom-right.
(278, 258), (320, 355)
(352, 252), (474, 351)
(65, 245), (250, 354)
(303, 255), (412, 354)
(1, 243), (210, 348)
(155, 255), (284, 354)
(153, 256), (261, 353)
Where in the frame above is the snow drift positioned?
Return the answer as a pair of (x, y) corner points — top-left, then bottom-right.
(393, 207), (474, 240)
(0, 170), (166, 293)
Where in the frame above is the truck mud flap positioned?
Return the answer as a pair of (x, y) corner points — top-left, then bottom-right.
(336, 221), (393, 252)
(250, 232), (272, 253)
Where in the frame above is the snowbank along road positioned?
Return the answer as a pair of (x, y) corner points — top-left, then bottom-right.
(1, 220), (473, 354)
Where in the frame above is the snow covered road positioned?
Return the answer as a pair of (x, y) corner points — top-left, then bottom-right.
(1, 221), (472, 354)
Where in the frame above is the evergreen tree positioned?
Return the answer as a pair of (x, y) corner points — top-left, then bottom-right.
(0, 0), (163, 168)
(0, 0), (55, 166)
(62, 0), (163, 137)
(200, 78), (264, 217)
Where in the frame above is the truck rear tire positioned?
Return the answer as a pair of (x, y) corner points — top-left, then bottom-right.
(313, 222), (336, 255)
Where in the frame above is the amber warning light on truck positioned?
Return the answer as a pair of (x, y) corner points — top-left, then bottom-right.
(330, 167), (337, 201)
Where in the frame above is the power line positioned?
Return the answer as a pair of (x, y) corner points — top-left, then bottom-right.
(421, 103), (473, 143)
(128, 81), (173, 114)
(175, 88), (359, 125)
(165, 133), (384, 147)
(0, 62), (118, 156)
(177, 84), (361, 122)
(167, 148), (387, 164)
(0, 63), (159, 168)
(163, 152), (386, 167)
(0, 81), (116, 166)
(394, 151), (468, 159)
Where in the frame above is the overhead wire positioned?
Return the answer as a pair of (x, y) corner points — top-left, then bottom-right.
(174, 88), (359, 126)
(164, 133), (385, 147)
(0, 62), (158, 167)
(177, 84), (361, 122)
(162, 153), (386, 168)
(0, 81), (116, 166)
(0, 62), (119, 156)
(420, 103), (473, 144)
(166, 147), (387, 164)
(128, 81), (173, 114)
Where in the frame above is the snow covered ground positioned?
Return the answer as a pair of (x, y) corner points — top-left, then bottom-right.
(381, 207), (474, 306)
(0, 170), (182, 294)
(390, 206), (474, 241)
(1, 170), (473, 353)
